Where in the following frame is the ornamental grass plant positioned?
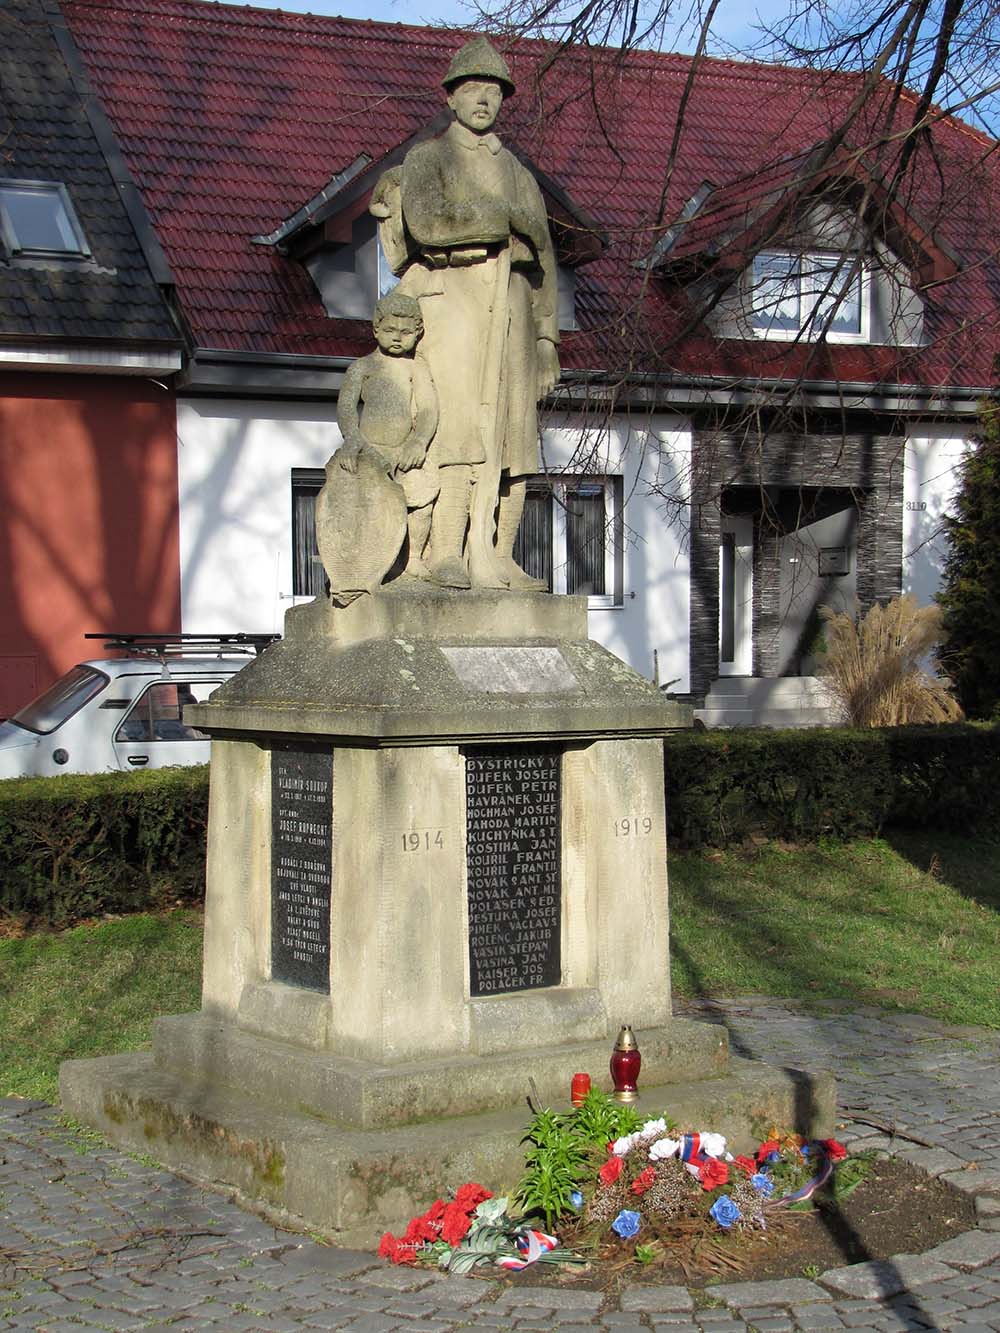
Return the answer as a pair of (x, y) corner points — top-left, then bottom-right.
(817, 595), (962, 728)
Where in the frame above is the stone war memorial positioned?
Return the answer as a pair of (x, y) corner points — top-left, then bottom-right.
(60, 39), (833, 1244)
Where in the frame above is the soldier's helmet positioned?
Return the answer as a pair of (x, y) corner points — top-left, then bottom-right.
(441, 37), (515, 98)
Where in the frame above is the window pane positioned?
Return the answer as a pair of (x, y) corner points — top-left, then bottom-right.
(565, 484), (606, 596)
(0, 185), (83, 253)
(514, 485), (553, 590)
(377, 235), (400, 299)
(720, 532), (736, 663)
(291, 470), (327, 596)
(752, 252), (800, 332)
(116, 680), (219, 743)
(810, 255), (861, 335)
(9, 666), (107, 735)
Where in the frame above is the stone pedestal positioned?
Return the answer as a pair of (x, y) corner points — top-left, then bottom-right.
(60, 586), (835, 1242)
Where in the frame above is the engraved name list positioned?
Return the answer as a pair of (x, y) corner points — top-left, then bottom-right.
(465, 747), (561, 996)
(270, 747), (333, 992)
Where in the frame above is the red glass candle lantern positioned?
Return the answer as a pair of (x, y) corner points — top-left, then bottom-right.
(610, 1024), (641, 1103)
(571, 1072), (591, 1106)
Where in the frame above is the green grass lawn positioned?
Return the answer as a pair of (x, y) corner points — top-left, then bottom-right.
(2, 832), (998, 1103)
(0, 910), (202, 1102)
(669, 831), (1000, 1027)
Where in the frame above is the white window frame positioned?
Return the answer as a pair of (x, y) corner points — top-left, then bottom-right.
(0, 179), (90, 258)
(520, 475), (624, 609)
(750, 249), (870, 343)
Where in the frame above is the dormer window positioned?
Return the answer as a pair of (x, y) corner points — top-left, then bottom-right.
(0, 180), (90, 258)
(751, 250), (868, 341)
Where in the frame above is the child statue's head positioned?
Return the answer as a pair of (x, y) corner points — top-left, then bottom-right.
(372, 290), (423, 356)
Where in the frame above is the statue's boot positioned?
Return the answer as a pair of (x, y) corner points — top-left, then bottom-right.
(429, 555), (471, 588)
(494, 479), (546, 591)
(428, 467), (472, 589)
(493, 553), (546, 591)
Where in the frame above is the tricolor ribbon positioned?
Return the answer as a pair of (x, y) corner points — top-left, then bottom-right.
(496, 1228), (559, 1271)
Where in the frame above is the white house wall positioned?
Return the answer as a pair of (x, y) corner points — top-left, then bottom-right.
(176, 398), (692, 685)
(902, 426), (969, 606)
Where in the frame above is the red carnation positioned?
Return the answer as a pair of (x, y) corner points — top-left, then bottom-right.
(631, 1166), (656, 1196)
(734, 1155), (756, 1177)
(453, 1182), (492, 1213)
(698, 1158), (729, 1191)
(378, 1231), (397, 1259)
(599, 1155), (624, 1186)
(822, 1139), (848, 1161)
(392, 1240), (418, 1266)
(757, 1139), (781, 1161)
(440, 1202), (473, 1246)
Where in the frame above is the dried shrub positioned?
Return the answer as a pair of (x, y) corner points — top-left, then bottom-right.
(817, 595), (962, 728)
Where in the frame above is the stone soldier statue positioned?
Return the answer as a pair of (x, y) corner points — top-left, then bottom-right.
(384, 36), (560, 591)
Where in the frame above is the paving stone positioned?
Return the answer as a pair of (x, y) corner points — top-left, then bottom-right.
(277, 1245), (378, 1278)
(620, 1287), (695, 1312)
(495, 1287), (604, 1311)
(819, 1258), (955, 1300)
(923, 1231), (1000, 1269)
(941, 1171), (1000, 1197)
(712, 1281), (831, 1309)
(978, 1199), (1000, 1218)
(898, 1148), (967, 1177)
(355, 1268), (439, 1292)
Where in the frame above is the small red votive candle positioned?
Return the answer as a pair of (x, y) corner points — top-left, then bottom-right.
(571, 1072), (591, 1106)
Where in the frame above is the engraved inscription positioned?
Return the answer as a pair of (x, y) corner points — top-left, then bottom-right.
(271, 747), (332, 993)
(465, 747), (561, 996)
(614, 816), (652, 836)
(402, 829), (445, 852)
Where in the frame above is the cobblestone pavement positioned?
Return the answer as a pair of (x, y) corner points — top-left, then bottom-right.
(4, 998), (1000, 1332)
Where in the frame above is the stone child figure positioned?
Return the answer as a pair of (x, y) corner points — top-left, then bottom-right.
(379, 36), (560, 591)
(336, 290), (440, 578)
(315, 292), (439, 604)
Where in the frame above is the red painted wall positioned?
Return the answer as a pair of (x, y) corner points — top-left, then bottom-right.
(0, 374), (180, 717)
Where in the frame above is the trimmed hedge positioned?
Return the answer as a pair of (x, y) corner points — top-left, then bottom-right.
(3, 723), (997, 926)
(0, 765), (209, 927)
(664, 723), (1000, 849)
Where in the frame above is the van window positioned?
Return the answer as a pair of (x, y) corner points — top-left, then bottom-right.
(9, 666), (109, 735)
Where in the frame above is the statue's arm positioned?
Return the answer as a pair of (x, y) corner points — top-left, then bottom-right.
(335, 363), (367, 471)
(523, 177), (561, 397)
(402, 143), (508, 248)
(397, 359), (439, 471)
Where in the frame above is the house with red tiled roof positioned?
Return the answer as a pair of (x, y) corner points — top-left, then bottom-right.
(36, 0), (1000, 723)
(0, 0), (185, 718)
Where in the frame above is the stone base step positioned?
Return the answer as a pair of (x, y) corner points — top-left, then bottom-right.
(149, 1013), (730, 1130)
(695, 676), (839, 728)
(59, 1050), (836, 1246)
(696, 706), (836, 729)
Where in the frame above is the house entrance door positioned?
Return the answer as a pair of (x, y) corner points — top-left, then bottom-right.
(719, 516), (753, 676)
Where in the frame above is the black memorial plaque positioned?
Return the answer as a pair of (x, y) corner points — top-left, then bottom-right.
(270, 747), (333, 992)
(465, 746), (561, 996)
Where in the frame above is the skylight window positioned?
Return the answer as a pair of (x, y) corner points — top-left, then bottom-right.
(751, 251), (867, 341)
(0, 180), (90, 258)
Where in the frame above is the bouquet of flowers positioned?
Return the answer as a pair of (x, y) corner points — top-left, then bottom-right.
(378, 1182), (585, 1273)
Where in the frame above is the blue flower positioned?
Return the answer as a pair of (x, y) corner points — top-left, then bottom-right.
(709, 1195), (741, 1229)
(611, 1209), (641, 1239)
(569, 1190), (584, 1211)
(801, 1144), (812, 1156)
(765, 1150), (781, 1164)
(750, 1173), (774, 1197)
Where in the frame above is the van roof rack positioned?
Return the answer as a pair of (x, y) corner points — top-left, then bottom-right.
(84, 632), (279, 658)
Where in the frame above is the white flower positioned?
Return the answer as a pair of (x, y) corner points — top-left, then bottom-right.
(640, 1118), (667, 1137)
(612, 1134), (636, 1156)
(648, 1137), (680, 1161)
(699, 1132), (728, 1158)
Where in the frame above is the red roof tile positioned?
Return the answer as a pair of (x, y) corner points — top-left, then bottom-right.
(62, 0), (1000, 390)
